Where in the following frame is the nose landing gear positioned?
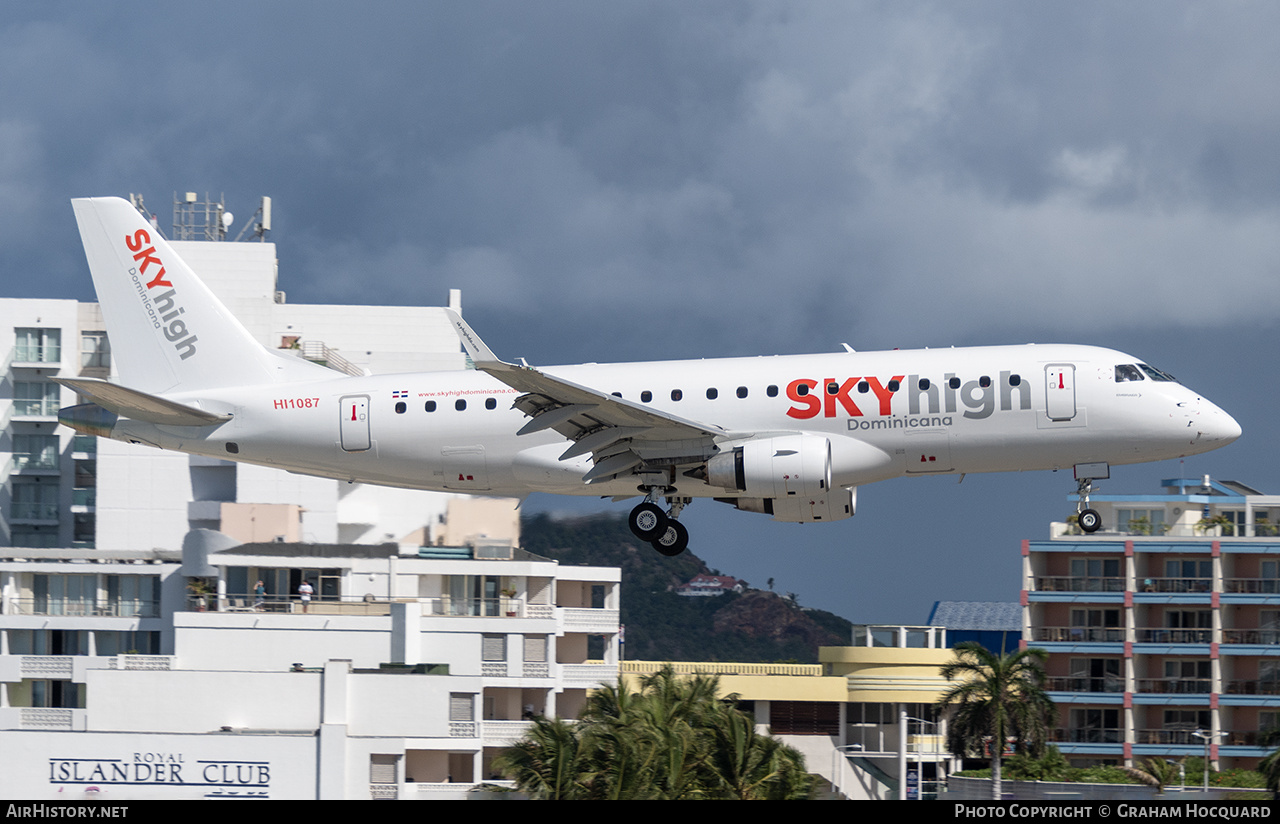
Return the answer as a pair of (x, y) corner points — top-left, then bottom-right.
(1076, 477), (1102, 534)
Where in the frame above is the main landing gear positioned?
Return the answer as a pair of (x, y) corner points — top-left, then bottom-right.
(629, 491), (691, 556)
(1075, 478), (1102, 534)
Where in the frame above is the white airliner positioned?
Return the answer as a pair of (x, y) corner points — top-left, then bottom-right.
(57, 197), (1241, 555)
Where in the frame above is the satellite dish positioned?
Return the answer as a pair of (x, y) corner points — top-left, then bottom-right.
(222, 211), (234, 229)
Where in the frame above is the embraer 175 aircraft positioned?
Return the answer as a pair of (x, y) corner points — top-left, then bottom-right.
(58, 197), (1241, 556)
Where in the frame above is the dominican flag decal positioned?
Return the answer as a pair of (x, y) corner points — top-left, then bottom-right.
(392, 390), (408, 398)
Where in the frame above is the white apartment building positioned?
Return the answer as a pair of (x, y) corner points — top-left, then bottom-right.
(0, 514), (621, 800)
(2, 194), (470, 552)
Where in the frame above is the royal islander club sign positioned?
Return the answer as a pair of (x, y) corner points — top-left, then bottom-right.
(0, 735), (318, 800)
(48, 752), (272, 798)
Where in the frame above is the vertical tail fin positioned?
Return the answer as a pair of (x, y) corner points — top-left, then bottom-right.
(71, 197), (327, 394)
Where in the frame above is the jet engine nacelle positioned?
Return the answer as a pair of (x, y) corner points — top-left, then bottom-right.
(706, 433), (854, 523)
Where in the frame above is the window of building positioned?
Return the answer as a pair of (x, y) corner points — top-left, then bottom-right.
(523, 636), (547, 663)
(13, 381), (59, 417)
(1069, 558), (1122, 591)
(1119, 508), (1165, 535)
(13, 434), (59, 471)
(12, 479), (58, 521)
(80, 331), (110, 369)
(14, 328), (61, 363)
(449, 693), (474, 722)
(769, 701), (840, 735)
(1068, 657), (1122, 692)
(1069, 708), (1121, 743)
(481, 634), (507, 662)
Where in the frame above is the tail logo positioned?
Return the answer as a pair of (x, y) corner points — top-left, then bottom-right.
(125, 229), (198, 361)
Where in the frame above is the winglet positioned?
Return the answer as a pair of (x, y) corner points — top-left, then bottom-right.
(443, 308), (504, 368)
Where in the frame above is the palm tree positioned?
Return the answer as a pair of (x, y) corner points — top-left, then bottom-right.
(491, 716), (588, 800)
(937, 642), (1055, 800)
(495, 664), (814, 799)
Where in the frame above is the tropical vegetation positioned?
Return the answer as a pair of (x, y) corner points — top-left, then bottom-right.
(493, 665), (815, 800)
(937, 642), (1056, 800)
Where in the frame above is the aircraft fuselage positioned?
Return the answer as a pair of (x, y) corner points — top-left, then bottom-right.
(97, 342), (1238, 500)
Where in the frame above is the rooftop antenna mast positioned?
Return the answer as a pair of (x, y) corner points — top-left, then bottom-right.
(233, 197), (273, 242)
(172, 191), (231, 241)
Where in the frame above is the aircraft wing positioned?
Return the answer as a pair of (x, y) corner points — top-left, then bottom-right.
(445, 310), (729, 483)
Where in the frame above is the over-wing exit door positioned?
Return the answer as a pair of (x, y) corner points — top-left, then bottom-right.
(340, 395), (370, 452)
(1045, 365), (1077, 421)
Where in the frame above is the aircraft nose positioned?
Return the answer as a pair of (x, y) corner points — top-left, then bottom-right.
(1191, 398), (1241, 446)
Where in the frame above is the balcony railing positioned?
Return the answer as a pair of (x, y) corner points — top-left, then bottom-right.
(1054, 728), (1124, 744)
(10, 452), (59, 472)
(1036, 577), (1124, 592)
(1138, 578), (1212, 594)
(1034, 626), (1124, 643)
(11, 399), (60, 418)
(7, 598), (160, 618)
(1136, 678), (1211, 694)
(198, 593), (581, 619)
(1135, 628), (1213, 644)
(1224, 579), (1280, 594)
(8, 502), (59, 521)
(1222, 629), (1280, 645)
(1136, 728), (1209, 745)
(11, 345), (62, 365)
(1226, 680), (1280, 695)
(1047, 676), (1124, 693)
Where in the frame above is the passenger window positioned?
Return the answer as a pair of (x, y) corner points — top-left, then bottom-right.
(857, 381), (869, 393)
(736, 386), (748, 399)
(918, 378), (930, 390)
(485, 398), (496, 410)
(425, 401), (436, 412)
(706, 388), (718, 400)
(641, 391), (652, 403)
(1009, 374), (1021, 386)
(949, 377), (961, 390)
(395, 402), (406, 414)
(671, 389), (683, 401)
(455, 399), (467, 411)
(796, 384), (810, 396)
(827, 382), (839, 395)
(611, 392), (622, 398)
(767, 385), (778, 397)
(887, 380), (900, 392)
(979, 376), (991, 388)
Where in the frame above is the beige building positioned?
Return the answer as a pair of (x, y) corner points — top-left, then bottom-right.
(625, 624), (959, 800)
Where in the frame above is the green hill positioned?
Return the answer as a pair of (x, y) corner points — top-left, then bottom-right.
(520, 512), (852, 663)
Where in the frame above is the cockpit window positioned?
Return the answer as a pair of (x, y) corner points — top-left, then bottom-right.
(1138, 363), (1177, 382)
(1115, 364), (1145, 382)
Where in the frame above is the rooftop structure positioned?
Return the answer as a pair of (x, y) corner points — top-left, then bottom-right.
(1024, 477), (1280, 770)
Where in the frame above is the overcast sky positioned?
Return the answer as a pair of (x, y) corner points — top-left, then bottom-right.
(4, 2), (1277, 625)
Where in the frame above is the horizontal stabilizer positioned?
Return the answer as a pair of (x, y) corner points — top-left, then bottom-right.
(54, 377), (231, 427)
